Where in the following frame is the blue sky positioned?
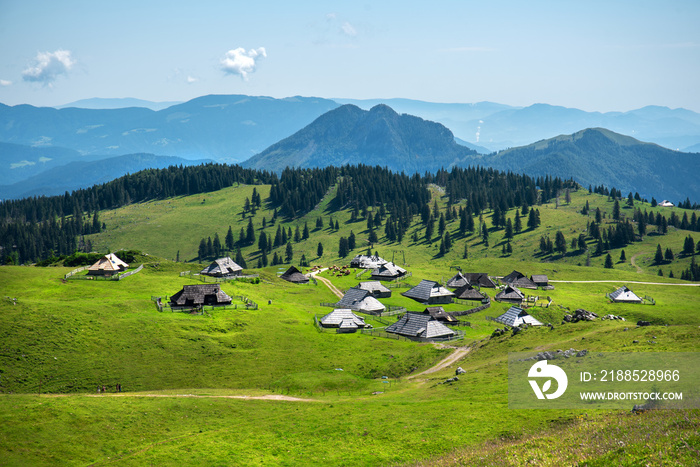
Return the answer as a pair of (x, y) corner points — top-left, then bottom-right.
(1, 0), (699, 112)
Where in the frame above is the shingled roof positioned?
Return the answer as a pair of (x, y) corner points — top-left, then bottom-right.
(280, 266), (309, 284)
(530, 275), (549, 286)
(453, 283), (487, 301)
(319, 309), (369, 331)
(502, 270), (537, 289)
(494, 306), (543, 327)
(609, 286), (643, 303)
(370, 262), (407, 281)
(170, 284), (232, 307)
(402, 280), (454, 304)
(463, 273), (497, 288)
(495, 285), (525, 303)
(200, 257), (243, 277)
(335, 288), (386, 314)
(386, 312), (455, 339)
(355, 281), (391, 298)
(446, 272), (469, 288)
(350, 255), (387, 269)
(423, 306), (458, 323)
(87, 253), (129, 275)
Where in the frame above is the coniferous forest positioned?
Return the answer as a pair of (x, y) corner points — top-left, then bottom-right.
(1, 162), (699, 267)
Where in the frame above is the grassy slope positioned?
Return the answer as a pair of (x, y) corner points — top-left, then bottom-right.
(1, 184), (699, 466)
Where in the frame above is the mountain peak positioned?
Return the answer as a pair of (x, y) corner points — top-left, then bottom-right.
(243, 104), (476, 173)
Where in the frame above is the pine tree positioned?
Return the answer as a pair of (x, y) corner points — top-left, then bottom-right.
(620, 249), (626, 261)
(213, 233), (222, 257)
(285, 242), (293, 263)
(225, 226), (234, 251)
(463, 242), (468, 259)
(555, 230), (567, 255)
(444, 231), (452, 251)
(505, 218), (513, 240)
(235, 248), (246, 269)
(482, 223), (489, 246)
(348, 231), (356, 250)
(655, 244), (664, 264)
(246, 218), (255, 244)
(258, 231), (268, 253)
(294, 225), (301, 242)
(207, 237), (214, 258)
(665, 248), (674, 262)
(612, 200), (621, 221)
(261, 250), (268, 267)
(338, 237), (349, 257)
(198, 238), (207, 261)
(514, 211), (522, 233)
(604, 253), (613, 269)
(302, 222), (310, 240)
(317, 242), (324, 257)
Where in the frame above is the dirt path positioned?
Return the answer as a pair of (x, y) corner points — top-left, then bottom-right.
(549, 280), (699, 287)
(408, 346), (471, 379)
(84, 393), (319, 402)
(630, 252), (644, 274)
(310, 269), (344, 299)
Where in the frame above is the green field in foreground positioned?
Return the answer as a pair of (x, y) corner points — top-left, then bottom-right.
(2, 182), (700, 465)
(0, 256), (698, 465)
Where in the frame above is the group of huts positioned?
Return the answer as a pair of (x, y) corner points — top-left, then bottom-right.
(167, 256), (245, 309)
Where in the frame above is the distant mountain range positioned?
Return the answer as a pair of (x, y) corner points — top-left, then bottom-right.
(0, 153), (207, 200)
(0, 94), (339, 162)
(242, 104), (477, 173)
(480, 128), (700, 203)
(1, 93), (699, 202)
(336, 98), (700, 152)
(57, 97), (183, 111)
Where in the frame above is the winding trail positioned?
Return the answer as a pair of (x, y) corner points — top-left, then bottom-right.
(630, 252), (644, 274)
(408, 347), (471, 379)
(309, 268), (344, 299)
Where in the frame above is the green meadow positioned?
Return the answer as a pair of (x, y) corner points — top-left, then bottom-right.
(1, 184), (699, 465)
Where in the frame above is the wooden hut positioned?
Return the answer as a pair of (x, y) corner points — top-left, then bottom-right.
(446, 272), (469, 288)
(495, 306), (543, 327)
(169, 284), (232, 308)
(502, 270), (538, 289)
(423, 306), (459, 323)
(386, 312), (455, 340)
(453, 283), (487, 301)
(350, 255), (387, 269)
(200, 257), (243, 277)
(495, 285), (525, 304)
(354, 281), (392, 298)
(402, 280), (454, 305)
(87, 253), (129, 276)
(530, 275), (549, 287)
(463, 273), (497, 288)
(370, 262), (407, 281)
(335, 288), (386, 314)
(319, 309), (369, 333)
(280, 266), (309, 284)
(609, 286), (643, 303)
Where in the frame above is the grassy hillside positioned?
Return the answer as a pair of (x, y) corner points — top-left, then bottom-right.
(1, 182), (699, 465)
(86, 182), (699, 281)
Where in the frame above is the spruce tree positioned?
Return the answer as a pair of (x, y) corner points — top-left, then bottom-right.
(235, 248), (246, 268)
(225, 226), (234, 251)
(317, 242), (324, 257)
(654, 244), (664, 264)
(604, 253), (613, 269)
(285, 242), (293, 263)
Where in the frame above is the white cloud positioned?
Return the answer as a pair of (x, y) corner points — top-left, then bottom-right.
(22, 49), (75, 85)
(341, 21), (357, 37)
(186, 75), (198, 84)
(220, 47), (266, 80)
(0, 79), (11, 86)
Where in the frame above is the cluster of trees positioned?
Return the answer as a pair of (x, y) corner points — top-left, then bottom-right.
(1, 163), (275, 264)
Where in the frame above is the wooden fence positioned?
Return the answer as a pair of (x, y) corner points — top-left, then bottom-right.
(450, 297), (491, 317)
(179, 271), (260, 283)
